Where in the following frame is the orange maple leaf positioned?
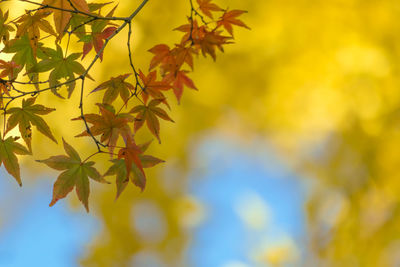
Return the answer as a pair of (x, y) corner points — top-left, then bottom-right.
(196, 0), (223, 19)
(73, 104), (133, 155)
(217, 9), (250, 36)
(41, 0), (90, 39)
(171, 43), (197, 71)
(148, 44), (171, 70)
(164, 70), (197, 103)
(130, 99), (174, 143)
(198, 29), (231, 60)
(117, 135), (145, 188)
(139, 70), (171, 104)
(175, 19), (201, 45)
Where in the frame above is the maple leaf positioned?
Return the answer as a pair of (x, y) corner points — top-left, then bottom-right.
(116, 135), (146, 189)
(0, 60), (15, 107)
(90, 4), (118, 31)
(0, 60), (17, 106)
(198, 29), (231, 60)
(139, 70), (171, 104)
(0, 136), (31, 186)
(104, 159), (143, 197)
(15, 10), (56, 56)
(0, 60), (20, 80)
(73, 104), (133, 155)
(171, 43), (197, 71)
(90, 73), (134, 104)
(148, 44), (171, 70)
(0, 10), (14, 45)
(6, 97), (57, 151)
(41, 0), (90, 39)
(148, 43), (196, 74)
(174, 19), (201, 45)
(0, 80), (12, 107)
(104, 141), (164, 197)
(217, 9), (250, 36)
(68, 2), (114, 38)
(80, 26), (116, 61)
(130, 99), (174, 143)
(88, 2), (114, 12)
(37, 138), (109, 212)
(2, 34), (44, 81)
(31, 45), (90, 98)
(80, 6), (118, 60)
(164, 70), (197, 103)
(68, 13), (88, 39)
(174, 19), (232, 59)
(196, 0), (223, 19)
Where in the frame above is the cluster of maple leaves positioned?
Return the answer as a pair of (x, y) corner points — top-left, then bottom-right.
(0, 0), (248, 212)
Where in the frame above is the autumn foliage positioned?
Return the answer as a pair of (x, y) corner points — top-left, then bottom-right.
(0, 0), (248, 212)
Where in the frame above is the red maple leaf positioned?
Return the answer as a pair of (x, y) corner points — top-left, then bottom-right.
(139, 70), (171, 104)
(82, 27), (117, 61)
(0, 60), (20, 79)
(117, 135), (145, 187)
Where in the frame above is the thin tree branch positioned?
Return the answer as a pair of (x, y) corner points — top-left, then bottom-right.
(1, 0), (150, 147)
(19, 0), (127, 21)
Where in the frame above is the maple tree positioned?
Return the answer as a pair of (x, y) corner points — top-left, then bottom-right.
(0, 0), (249, 212)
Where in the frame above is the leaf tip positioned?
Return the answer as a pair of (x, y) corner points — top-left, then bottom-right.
(49, 199), (56, 207)
(82, 200), (90, 212)
(114, 192), (122, 202)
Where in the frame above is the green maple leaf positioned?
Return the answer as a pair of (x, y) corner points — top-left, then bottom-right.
(6, 97), (57, 151)
(68, 3), (115, 39)
(37, 138), (109, 212)
(90, 74), (134, 104)
(0, 136), (31, 186)
(15, 10), (56, 56)
(31, 45), (90, 98)
(2, 34), (46, 86)
(130, 99), (174, 144)
(104, 159), (144, 199)
(0, 10), (14, 45)
(3, 35), (36, 70)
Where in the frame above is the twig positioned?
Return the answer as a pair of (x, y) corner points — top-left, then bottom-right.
(19, 0), (127, 21)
